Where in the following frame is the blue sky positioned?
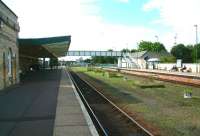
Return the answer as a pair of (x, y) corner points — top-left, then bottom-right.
(99, 0), (157, 26)
(97, 0), (171, 37)
(4, 0), (200, 53)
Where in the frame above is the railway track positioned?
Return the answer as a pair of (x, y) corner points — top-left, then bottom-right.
(69, 71), (154, 136)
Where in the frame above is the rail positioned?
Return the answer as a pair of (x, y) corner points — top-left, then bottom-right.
(69, 71), (108, 136)
(69, 70), (154, 136)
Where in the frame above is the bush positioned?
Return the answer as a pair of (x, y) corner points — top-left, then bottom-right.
(184, 88), (192, 98)
(184, 88), (192, 94)
(108, 72), (117, 78)
(87, 67), (94, 71)
(94, 68), (103, 73)
(160, 56), (176, 63)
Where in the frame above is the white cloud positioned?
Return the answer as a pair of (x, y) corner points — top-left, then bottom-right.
(143, 0), (200, 48)
(4, 0), (156, 53)
(143, 0), (161, 11)
(4, 0), (200, 55)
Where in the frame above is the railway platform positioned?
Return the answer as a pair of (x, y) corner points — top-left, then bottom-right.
(104, 67), (200, 87)
(0, 69), (96, 136)
(128, 68), (200, 79)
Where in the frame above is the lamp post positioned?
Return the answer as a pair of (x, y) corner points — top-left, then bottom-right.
(194, 25), (198, 73)
(155, 35), (159, 42)
(137, 43), (139, 68)
(174, 33), (177, 45)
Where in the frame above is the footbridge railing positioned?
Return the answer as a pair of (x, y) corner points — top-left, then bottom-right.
(66, 51), (122, 57)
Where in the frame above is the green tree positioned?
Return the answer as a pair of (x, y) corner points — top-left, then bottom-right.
(160, 56), (176, 63)
(130, 49), (137, 53)
(170, 44), (193, 63)
(138, 41), (153, 51)
(84, 58), (92, 63)
(91, 56), (117, 64)
(138, 41), (166, 52)
(91, 49), (117, 64)
(108, 49), (113, 51)
(91, 56), (105, 63)
(191, 44), (200, 63)
(153, 42), (166, 52)
(121, 48), (130, 53)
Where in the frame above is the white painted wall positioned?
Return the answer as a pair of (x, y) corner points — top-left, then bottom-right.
(157, 63), (200, 73)
(121, 62), (127, 68)
(120, 58), (146, 69)
(157, 63), (175, 71)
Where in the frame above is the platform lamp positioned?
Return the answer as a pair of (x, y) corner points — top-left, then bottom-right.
(194, 24), (198, 73)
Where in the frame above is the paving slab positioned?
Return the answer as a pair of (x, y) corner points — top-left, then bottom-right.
(55, 113), (87, 126)
(0, 122), (16, 136)
(0, 70), (61, 136)
(53, 70), (98, 136)
(54, 126), (92, 136)
(55, 106), (83, 115)
(0, 69), (98, 136)
(10, 120), (54, 136)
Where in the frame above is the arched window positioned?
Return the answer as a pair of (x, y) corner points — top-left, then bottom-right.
(8, 48), (12, 77)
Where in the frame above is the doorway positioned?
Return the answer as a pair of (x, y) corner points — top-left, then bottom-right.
(13, 54), (17, 83)
(3, 52), (6, 88)
(8, 48), (13, 84)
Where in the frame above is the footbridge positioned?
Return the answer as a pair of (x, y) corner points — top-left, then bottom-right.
(66, 50), (122, 57)
(66, 51), (140, 69)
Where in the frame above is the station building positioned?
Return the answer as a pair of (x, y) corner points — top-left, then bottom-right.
(119, 51), (171, 69)
(0, 0), (20, 90)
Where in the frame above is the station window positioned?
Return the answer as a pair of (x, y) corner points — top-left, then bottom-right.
(8, 48), (12, 77)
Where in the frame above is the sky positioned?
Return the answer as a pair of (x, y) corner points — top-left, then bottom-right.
(3, 0), (200, 52)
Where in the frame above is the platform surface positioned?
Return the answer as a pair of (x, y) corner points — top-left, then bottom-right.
(53, 70), (95, 136)
(0, 69), (94, 136)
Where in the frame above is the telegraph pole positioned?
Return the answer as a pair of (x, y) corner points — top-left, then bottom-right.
(194, 25), (198, 73)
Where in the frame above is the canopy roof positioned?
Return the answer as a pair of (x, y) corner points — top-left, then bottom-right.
(19, 36), (71, 58)
(131, 50), (171, 59)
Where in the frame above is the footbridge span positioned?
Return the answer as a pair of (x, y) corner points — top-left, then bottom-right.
(66, 51), (140, 69)
(66, 50), (122, 57)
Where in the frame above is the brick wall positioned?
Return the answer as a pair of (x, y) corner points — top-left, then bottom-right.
(0, 1), (19, 90)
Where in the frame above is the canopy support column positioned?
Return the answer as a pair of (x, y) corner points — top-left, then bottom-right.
(43, 58), (45, 69)
(118, 57), (122, 68)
